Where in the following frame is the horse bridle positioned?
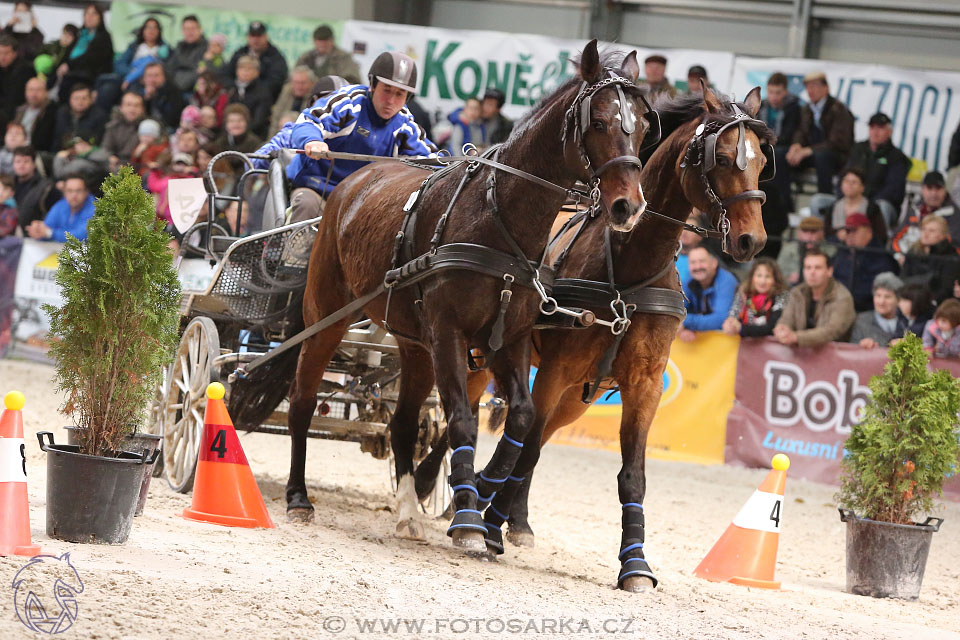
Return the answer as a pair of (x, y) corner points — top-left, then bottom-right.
(679, 103), (775, 252)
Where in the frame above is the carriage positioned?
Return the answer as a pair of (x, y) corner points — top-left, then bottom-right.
(147, 151), (449, 512)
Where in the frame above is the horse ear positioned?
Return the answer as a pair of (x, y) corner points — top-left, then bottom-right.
(620, 51), (640, 83)
(580, 39), (601, 84)
(743, 86), (762, 117)
(701, 83), (723, 113)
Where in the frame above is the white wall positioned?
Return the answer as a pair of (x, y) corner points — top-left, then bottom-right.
(430, 0), (588, 39)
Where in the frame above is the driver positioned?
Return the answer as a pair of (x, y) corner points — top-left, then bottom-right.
(286, 51), (438, 222)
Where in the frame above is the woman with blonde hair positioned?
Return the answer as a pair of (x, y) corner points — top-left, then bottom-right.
(722, 257), (788, 337)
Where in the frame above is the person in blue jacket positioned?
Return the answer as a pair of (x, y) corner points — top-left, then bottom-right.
(678, 244), (739, 341)
(286, 51), (438, 223)
(25, 175), (94, 241)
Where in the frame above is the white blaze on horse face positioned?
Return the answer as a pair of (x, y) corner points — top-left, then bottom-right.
(745, 136), (759, 161)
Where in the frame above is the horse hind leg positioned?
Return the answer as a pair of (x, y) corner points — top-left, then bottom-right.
(390, 343), (436, 541)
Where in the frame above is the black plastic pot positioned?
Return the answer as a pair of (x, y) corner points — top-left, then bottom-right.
(38, 431), (159, 544)
(64, 426), (162, 516)
(839, 508), (943, 600)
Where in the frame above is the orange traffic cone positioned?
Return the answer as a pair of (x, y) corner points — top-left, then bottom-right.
(182, 383), (275, 529)
(693, 454), (790, 589)
(1, 391), (42, 557)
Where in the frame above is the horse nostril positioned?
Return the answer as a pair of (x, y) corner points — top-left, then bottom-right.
(611, 198), (634, 221)
(738, 234), (755, 256)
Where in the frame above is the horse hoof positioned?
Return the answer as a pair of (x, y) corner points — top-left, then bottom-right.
(286, 508), (315, 523)
(451, 529), (487, 553)
(506, 529), (535, 548)
(396, 518), (425, 541)
(620, 575), (656, 592)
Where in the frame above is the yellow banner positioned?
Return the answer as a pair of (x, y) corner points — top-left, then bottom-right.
(549, 332), (740, 465)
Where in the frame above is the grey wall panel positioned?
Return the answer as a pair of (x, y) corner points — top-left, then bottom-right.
(430, 0), (588, 38)
(816, 25), (960, 72)
(620, 10), (792, 57)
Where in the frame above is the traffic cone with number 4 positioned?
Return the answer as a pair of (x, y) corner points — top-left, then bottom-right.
(693, 454), (790, 589)
(1, 391), (42, 556)
(182, 383), (274, 528)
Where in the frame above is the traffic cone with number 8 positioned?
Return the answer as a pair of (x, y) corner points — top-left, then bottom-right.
(1, 391), (42, 556)
(182, 383), (275, 528)
(693, 454), (790, 589)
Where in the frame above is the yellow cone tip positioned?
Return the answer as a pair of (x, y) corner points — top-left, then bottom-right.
(206, 382), (225, 400)
(771, 453), (790, 471)
(4, 390), (25, 411)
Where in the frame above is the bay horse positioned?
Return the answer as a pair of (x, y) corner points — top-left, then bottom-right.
(418, 86), (773, 585)
(230, 42), (656, 553)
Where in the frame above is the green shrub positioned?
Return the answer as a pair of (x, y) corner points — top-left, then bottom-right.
(838, 333), (960, 524)
(45, 168), (181, 456)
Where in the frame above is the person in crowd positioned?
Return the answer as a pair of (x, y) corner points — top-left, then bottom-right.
(640, 54), (676, 100)
(786, 71), (854, 195)
(832, 212), (899, 312)
(758, 72), (802, 255)
(722, 257), (788, 337)
(270, 66), (317, 135)
(3, 2), (43, 59)
(166, 15), (206, 96)
(898, 282), (934, 337)
(948, 120), (959, 171)
(169, 105), (205, 149)
(922, 298), (960, 358)
(842, 112), (909, 227)
(0, 35), (32, 123)
(25, 174), (93, 241)
(287, 51), (437, 222)
(52, 134), (108, 184)
(192, 70), (228, 126)
(196, 33), (226, 76)
(212, 104), (262, 155)
(480, 88), (513, 147)
(226, 55), (272, 138)
(129, 119), (168, 176)
(133, 62), (186, 130)
(295, 25), (361, 85)
(677, 210), (707, 287)
(146, 150), (201, 228)
(173, 128), (200, 158)
(678, 245), (738, 341)
(825, 168), (886, 241)
(777, 216), (836, 285)
(900, 215), (960, 304)
(686, 65), (708, 93)
(12, 145), (59, 231)
(56, 3), (113, 95)
(850, 272), (908, 348)
(34, 23), (77, 80)
(254, 76), (349, 165)
(13, 77), (57, 152)
(405, 96), (433, 145)
(0, 175), (17, 237)
(52, 83), (106, 149)
(197, 105), (220, 140)
(115, 17), (170, 95)
(0, 122), (26, 174)
(99, 91), (146, 170)
(774, 248), (856, 347)
(892, 171), (959, 256)
(224, 21), (288, 101)
(443, 97), (484, 154)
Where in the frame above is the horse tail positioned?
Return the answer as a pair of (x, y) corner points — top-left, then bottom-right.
(485, 382), (508, 433)
(228, 295), (304, 430)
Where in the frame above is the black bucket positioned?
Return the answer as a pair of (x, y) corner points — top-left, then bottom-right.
(839, 508), (943, 600)
(38, 432), (159, 544)
(64, 427), (161, 516)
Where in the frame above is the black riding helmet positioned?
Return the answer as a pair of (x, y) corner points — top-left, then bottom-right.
(367, 51), (418, 97)
(310, 75), (350, 102)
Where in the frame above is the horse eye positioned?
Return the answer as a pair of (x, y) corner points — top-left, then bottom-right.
(592, 121), (606, 132)
(716, 155), (732, 167)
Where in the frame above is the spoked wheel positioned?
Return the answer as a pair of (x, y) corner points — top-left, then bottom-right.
(163, 317), (220, 493)
(147, 364), (170, 478)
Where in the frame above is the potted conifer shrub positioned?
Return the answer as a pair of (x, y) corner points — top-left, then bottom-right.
(837, 333), (960, 600)
(37, 167), (180, 544)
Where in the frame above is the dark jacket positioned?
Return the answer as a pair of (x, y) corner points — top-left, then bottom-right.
(949, 122), (960, 170)
(793, 95), (855, 159)
(728, 290), (788, 337)
(212, 130), (263, 155)
(166, 37), (207, 94)
(891, 196), (959, 254)
(831, 238), (900, 312)
(14, 100), (59, 153)
(484, 112), (514, 146)
(227, 79), (273, 139)
(2, 25), (43, 59)
(850, 310), (909, 346)
(100, 116), (143, 163)
(14, 173), (61, 231)
(62, 27), (114, 80)
(757, 93), (800, 149)
(132, 82), (186, 130)
(53, 104), (108, 149)
(405, 97), (433, 144)
(0, 56), (33, 122)
(843, 139), (910, 208)
(224, 43), (288, 100)
(901, 239), (960, 304)
(295, 46), (361, 84)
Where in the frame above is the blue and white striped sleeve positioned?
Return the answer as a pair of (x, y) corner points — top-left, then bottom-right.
(395, 109), (439, 157)
(291, 88), (365, 149)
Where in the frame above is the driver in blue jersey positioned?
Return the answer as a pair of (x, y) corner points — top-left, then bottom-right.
(286, 51), (438, 222)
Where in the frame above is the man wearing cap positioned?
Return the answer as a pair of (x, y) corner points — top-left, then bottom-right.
(641, 54), (676, 100)
(832, 212), (899, 312)
(296, 25), (361, 85)
(892, 170), (960, 255)
(686, 65), (709, 94)
(776, 216), (837, 285)
(480, 88), (513, 147)
(285, 52), (438, 223)
(224, 21), (288, 101)
(786, 71), (854, 194)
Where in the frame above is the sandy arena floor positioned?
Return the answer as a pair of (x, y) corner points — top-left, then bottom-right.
(1, 358), (958, 639)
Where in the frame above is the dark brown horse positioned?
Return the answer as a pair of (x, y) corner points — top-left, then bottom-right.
(443, 86), (773, 586)
(232, 42), (656, 553)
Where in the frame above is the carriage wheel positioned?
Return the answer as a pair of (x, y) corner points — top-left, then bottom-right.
(147, 364), (170, 478)
(163, 317), (220, 493)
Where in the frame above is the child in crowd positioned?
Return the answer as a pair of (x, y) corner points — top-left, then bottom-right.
(922, 298), (960, 358)
(197, 105), (221, 140)
(722, 257), (788, 337)
(147, 150), (201, 228)
(900, 215), (960, 304)
(170, 106), (207, 151)
(196, 34), (226, 75)
(192, 71), (228, 126)
(0, 175), (18, 237)
(130, 119), (169, 176)
(0, 123), (27, 174)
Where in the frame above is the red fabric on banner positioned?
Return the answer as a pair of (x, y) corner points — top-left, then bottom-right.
(725, 338), (960, 499)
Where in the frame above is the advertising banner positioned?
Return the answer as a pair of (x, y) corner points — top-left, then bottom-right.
(729, 56), (960, 173)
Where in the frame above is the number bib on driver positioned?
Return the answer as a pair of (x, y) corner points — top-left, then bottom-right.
(732, 490), (783, 533)
(0, 438), (28, 482)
